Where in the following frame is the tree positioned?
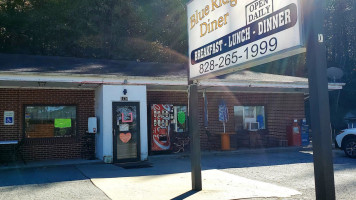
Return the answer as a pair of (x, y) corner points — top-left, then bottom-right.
(0, 0), (189, 62)
(325, 0), (356, 130)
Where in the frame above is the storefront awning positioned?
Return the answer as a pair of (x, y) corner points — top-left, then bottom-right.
(0, 53), (344, 93)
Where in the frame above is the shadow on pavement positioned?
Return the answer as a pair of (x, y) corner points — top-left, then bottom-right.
(0, 165), (87, 187)
(74, 150), (315, 180)
(1, 149), (353, 188)
(170, 190), (199, 200)
(76, 158), (193, 179)
(201, 150), (314, 170)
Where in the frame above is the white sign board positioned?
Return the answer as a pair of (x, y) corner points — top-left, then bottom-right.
(4, 111), (14, 125)
(187, 0), (305, 80)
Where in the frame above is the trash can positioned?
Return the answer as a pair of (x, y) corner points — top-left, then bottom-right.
(221, 134), (230, 150)
(217, 132), (236, 150)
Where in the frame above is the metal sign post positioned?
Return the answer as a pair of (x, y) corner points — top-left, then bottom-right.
(186, 0), (333, 195)
(186, 0), (305, 193)
(305, 0), (336, 199)
(188, 83), (202, 191)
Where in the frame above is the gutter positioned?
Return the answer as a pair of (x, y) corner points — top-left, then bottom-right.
(0, 71), (344, 90)
(0, 72), (188, 86)
(199, 80), (344, 90)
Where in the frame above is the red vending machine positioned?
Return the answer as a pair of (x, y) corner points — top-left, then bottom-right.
(151, 104), (174, 152)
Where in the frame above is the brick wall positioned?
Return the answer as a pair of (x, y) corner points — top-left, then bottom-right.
(147, 91), (305, 150)
(0, 89), (304, 161)
(0, 88), (95, 161)
(147, 91), (188, 105)
(202, 92), (305, 149)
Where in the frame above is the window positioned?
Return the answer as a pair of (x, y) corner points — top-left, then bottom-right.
(234, 106), (265, 131)
(24, 106), (77, 138)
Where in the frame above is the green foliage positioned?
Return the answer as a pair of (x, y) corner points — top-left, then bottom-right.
(250, 0), (356, 129)
(0, 0), (188, 62)
(325, 0), (356, 82)
(0, 0), (355, 128)
(325, 0), (356, 129)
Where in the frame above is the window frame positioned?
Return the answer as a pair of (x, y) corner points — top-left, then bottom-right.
(234, 105), (267, 131)
(23, 104), (78, 139)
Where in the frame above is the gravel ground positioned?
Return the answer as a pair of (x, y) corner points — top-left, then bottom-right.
(204, 150), (356, 200)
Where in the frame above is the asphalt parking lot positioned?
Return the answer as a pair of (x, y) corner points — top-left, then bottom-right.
(209, 149), (356, 200)
(0, 148), (355, 200)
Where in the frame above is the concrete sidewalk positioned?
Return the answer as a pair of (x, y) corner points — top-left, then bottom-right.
(76, 154), (301, 200)
(84, 168), (300, 200)
(1, 147), (306, 199)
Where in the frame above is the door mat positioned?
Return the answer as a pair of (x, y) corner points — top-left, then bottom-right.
(115, 161), (153, 169)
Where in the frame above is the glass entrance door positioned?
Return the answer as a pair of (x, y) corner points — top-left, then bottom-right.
(113, 102), (140, 163)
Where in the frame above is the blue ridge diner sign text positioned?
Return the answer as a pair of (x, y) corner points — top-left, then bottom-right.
(187, 0), (305, 80)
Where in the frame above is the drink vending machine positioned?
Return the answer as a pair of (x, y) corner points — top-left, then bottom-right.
(151, 104), (174, 151)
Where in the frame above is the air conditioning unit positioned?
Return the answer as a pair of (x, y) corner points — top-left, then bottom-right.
(249, 122), (259, 131)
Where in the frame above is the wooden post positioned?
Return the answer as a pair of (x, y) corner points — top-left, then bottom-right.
(188, 83), (202, 191)
(305, 0), (336, 199)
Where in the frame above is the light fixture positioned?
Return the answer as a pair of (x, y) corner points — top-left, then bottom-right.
(123, 89), (128, 95)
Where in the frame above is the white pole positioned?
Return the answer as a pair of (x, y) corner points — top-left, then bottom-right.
(223, 122), (226, 133)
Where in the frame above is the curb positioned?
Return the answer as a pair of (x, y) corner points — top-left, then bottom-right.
(205, 146), (313, 156)
(149, 146), (313, 161)
(1, 147), (315, 170)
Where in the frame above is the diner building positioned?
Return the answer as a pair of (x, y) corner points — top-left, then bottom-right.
(0, 54), (344, 162)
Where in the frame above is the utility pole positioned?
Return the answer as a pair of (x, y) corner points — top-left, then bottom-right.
(305, 0), (336, 199)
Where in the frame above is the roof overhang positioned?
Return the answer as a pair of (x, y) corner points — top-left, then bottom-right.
(199, 79), (344, 91)
(0, 72), (187, 90)
(0, 71), (344, 93)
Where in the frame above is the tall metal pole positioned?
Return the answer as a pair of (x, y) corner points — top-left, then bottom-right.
(188, 82), (202, 191)
(305, 0), (336, 199)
